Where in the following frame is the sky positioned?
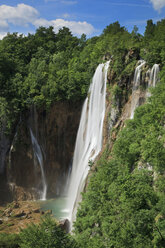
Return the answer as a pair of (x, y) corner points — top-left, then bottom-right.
(0, 0), (165, 39)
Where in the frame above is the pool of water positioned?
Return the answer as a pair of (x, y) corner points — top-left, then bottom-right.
(39, 197), (69, 220)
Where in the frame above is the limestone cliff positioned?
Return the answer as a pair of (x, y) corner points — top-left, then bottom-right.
(0, 101), (82, 203)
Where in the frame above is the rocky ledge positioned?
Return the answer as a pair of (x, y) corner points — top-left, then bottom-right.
(0, 201), (52, 234)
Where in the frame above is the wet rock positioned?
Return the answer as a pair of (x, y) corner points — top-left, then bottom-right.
(59, 219), (70, 233)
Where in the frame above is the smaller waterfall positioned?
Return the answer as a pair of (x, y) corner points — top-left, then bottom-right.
(149, 64), (160, 87)
(130, 60), (146, 119)
(8, 130), (18, 171)
(130, 62), (160, 119)
(30, 129), (47, 200)
(66, 61), (110, 228)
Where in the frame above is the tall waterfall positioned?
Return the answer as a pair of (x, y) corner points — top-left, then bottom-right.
(65, 61), (110, 227)
(130, 61), (159, 119)
(30, 129), (47, 200)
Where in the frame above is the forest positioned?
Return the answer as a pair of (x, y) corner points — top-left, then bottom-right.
(1, 19), (165, 247)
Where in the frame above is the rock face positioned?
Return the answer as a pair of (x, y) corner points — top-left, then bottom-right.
(103, 60), (159, 153)
(0, 201), (50, 233)
(1, 101), (82, 202)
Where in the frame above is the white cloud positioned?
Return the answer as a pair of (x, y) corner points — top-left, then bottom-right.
(0, 4), (39, 26)
(150, 0), (165, 12)
(52, 19), (94, 35)
(33, 18), (52, 27)
(0, 32), (7, 39)
(0, 3), (95, 38)
(34, 18), (95, 35)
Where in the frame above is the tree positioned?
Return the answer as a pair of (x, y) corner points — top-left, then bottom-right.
(19, 217), (77, 248)
(144, 19), (155, 39)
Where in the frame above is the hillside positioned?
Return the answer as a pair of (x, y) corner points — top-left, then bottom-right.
(0, 19), (165, 247)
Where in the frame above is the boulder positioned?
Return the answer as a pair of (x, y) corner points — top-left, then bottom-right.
(59, 219), (70, 233)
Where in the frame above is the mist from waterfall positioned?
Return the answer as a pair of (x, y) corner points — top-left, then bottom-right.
(65, 61), (110, 228)
(30, 129), (47, 200)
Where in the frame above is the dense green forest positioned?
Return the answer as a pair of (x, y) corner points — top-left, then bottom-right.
(1, 19), (165, 135)
(1, 19), (165, 247)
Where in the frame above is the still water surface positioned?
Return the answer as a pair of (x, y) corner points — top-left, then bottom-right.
(39, 197), (69, 220)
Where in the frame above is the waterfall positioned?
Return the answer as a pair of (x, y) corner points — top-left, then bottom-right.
(149, 64), (160, 87)
(130, 60), (146, 119)
(30, 129), (47, 200)
(130, 62), (160, 119)
(65, 61), (110, 227)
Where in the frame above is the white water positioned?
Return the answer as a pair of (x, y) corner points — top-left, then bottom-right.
(130, 62), (160, 119)
(65, 61), (110, 227)
(30, 129), (47, 200)
(130, 60), (146, 119)
(149, 64), (160, 88)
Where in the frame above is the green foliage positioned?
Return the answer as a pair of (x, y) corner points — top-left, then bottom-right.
(142, 19), (165, 66)
(19, 216), (77, 248)
(0, 217), (77, 248)
(103, 21), (125, 35)
(1, 19), (165, 248)
(144, 20), (156, 39)
(75, 157), (158, 248)
(112, 85), (122, 98)
(74, 69), (165, 247)
(121, 58), (137, 77)
(0, 233), (20, 248)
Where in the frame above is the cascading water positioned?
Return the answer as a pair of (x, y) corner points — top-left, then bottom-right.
(130, 60), (146, 119)
(149, 64), (160, 87)
(65, 61), (110, 228)
(30, 129), (47, 200)
(130, 62), (160, 119)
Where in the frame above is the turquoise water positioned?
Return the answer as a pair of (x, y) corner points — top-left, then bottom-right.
(39, 197), (69, 220)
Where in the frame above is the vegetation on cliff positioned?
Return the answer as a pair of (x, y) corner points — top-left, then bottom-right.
(1, 18), (165, 247)
(74, 80), (165, 247)
(73, 20), (165, 247)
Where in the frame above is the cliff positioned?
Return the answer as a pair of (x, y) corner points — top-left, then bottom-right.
(0, 56), (159, 205)
(0, 101), (82, 203)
